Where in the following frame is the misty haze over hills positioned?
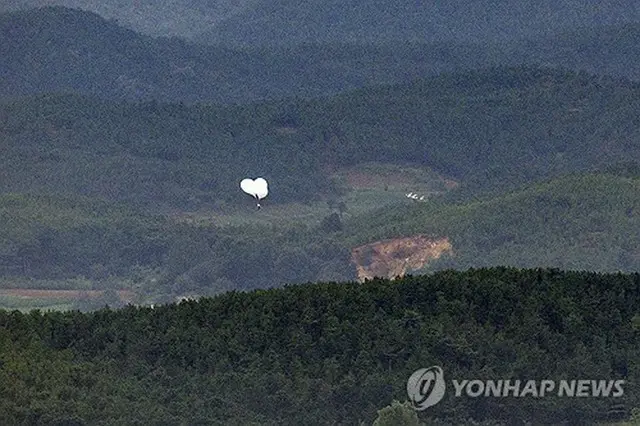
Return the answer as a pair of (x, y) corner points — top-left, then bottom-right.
(0, 0), (255, 38)
(0, 7), (495, 102)
(4, 6), (640, 104)
(3, 0), (640, 44)
(196, 0), (640, 47)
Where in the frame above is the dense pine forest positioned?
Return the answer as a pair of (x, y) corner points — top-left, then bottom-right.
(1, 268), (639, 424)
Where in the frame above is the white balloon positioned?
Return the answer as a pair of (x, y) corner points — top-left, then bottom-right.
(240, 178), (256, 196)
(253, 178), (268, 200)
(240, 177), (269, 200)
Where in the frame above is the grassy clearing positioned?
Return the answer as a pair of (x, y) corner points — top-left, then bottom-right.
(1, 303), (75, 313)
(0, 163), (454, 310)
(0, 294), (76, 311)
(0, 277), (94, 290)
(0, 288), (137, 312)
(171, 163), (453, 228)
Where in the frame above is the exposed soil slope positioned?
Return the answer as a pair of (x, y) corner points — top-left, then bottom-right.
(351, 235), (452, 281)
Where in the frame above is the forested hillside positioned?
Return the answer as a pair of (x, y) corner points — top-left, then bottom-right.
(507, 23), (640, 81)
(1, 268), (638, 424)
(6, 7), (640, 105)
(0, 7), (296, 103)
(0, 169), (637, 309)
(0, 7), (496, 103)
(0, 93), (333, 207)
(347, 171), (640, 272)
(303, 66), (640, 190)
(0, 0), (253, 38)
(1, 65), (639, 308)
(0, 192), (354, 304)
(2, 66), (638, 209)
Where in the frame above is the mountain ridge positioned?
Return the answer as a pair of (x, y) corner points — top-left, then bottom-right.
(6, 6), (640, 104)
(0, 7), (497, 103)
(4, 0), (640, 44)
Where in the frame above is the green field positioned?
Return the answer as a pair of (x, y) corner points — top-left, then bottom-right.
(171, 162), (450, 228)
(0, 295), (73, 312)
(0, 162), (452, 311)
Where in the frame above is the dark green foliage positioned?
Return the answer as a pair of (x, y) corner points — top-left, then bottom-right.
(3, 67), (637, 299)
(0, 94), (332, 209)
(0, 268), (638, 424)
(2, 67), (640, 209)
(0, 193), (169, 279)
(305, 66), (640, 191)
(1, 6), (639, 423)
(0, 7), (500, 104)
(321, 212), (343, 232)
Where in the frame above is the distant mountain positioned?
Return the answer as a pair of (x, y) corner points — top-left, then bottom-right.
(0, 7), (505, 103)
(196, 0), (640, 46)
(505, 23), (640, 80)
(0, 0), (256, 38)
(0, 6), (284, 103)
(3, 0), (640, 46)
(6, 7), (640, 106)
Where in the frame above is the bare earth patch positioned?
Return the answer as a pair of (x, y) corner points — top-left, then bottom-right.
(351, 235), (452, 282)
(333, 163), (458, 193)
(343, 169), (416, 190)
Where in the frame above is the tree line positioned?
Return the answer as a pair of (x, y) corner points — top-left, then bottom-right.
(0, 267), (638, 424)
